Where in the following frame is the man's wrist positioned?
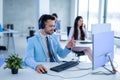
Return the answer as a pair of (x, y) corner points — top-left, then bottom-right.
(66, 47), (71, 50)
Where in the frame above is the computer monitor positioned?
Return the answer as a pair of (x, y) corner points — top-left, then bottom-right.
(92, 31), (116, 74)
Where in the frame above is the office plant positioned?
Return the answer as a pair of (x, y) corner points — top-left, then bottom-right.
(4, 54), (23, 74)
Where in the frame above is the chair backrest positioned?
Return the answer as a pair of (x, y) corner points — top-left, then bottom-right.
(0, 46), (7, 50)
(29, 30), (35, 37)
(67, 26), (71, 37)
(26, 30), (35, 41)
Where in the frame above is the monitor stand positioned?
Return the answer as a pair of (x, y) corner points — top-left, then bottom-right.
(92, 53), (118, 75)
(103, 53), (117, 74)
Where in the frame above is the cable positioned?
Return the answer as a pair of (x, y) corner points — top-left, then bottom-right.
(46, 73), (66, 79)
(91, 60), (119, 75)
(76, 66), (92, 70)
(46, 72), (91, 79)
(91, 61), (119, 76)
(91, 71), (114, 75)
(65, 66), (91, 71)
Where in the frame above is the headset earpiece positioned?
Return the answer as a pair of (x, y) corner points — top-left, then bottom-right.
(39, 23), (44, 29)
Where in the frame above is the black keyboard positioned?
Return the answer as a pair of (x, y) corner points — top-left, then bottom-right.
(79, 41), (92, 44)
(50, 61), (79, 72)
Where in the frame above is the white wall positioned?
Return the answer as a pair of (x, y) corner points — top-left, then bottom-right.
(50, 0), (71, 31)
(0, 0), (3, 26)
(3, 0), (37, 35)
(70, 0), (77, 27)
(2, 0), (76, 33)
(50, 0), (77, 32)
(39, 0), (50, 17)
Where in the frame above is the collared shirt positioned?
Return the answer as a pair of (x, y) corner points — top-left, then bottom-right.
(39, 32), (50, 62)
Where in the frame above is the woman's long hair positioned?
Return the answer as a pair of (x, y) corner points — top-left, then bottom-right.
(73, 16), (85, 40)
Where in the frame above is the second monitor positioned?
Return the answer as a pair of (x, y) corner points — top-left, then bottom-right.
(92, 31), (116, 74)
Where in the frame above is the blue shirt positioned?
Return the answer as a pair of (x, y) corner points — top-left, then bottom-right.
(55, 20), (61, 30)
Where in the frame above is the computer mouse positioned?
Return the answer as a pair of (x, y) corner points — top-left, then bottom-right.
(42, 71), (47, 74)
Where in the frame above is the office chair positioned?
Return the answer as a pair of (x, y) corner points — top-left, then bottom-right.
(71, 47), (85, 62)
(0, 46), (7, 50)
(67, 26), (86, 61)
(6, 24), (14, 37)
(26, 30), (35, 40)
(67, 26), (71, 37)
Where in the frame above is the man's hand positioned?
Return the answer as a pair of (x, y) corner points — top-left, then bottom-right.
(36, 65), (47, 74)
(66, 38), (75, 49)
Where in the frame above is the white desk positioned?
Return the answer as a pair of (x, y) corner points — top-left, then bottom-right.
(75, 39), (92, 47)
(0, 62), (120, 80)
(0, 30), (18, 54)
(54, 32), (68, 41)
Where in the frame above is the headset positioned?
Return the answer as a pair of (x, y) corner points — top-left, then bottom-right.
(39, 22), (44, 29)
(38, 14), (55, 29)
(38, 15), (46, 29)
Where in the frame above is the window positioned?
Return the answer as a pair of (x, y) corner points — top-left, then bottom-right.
(78, 0), (99, 31)
(107, 0), (120, 36)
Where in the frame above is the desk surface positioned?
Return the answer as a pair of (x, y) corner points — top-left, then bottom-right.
(0, 30), (18, 34)
(75, 39), (92, 47)
(0, 62), (120, 80)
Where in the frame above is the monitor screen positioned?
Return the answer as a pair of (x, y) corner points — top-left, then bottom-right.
(92, 31), (114, 70)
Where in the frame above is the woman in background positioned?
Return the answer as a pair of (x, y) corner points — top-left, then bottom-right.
(69, 16), (92, 61)
(69, 16), (87, 40)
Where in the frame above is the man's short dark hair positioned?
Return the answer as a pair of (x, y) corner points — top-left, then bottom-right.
(38, 14), (48, 24)
(52, 13), (58, 18)
(40, 14), (55, 24)
(38, 14), (55, 29)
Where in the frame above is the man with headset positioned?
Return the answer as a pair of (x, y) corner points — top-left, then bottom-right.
(24, 14), (75, 74)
